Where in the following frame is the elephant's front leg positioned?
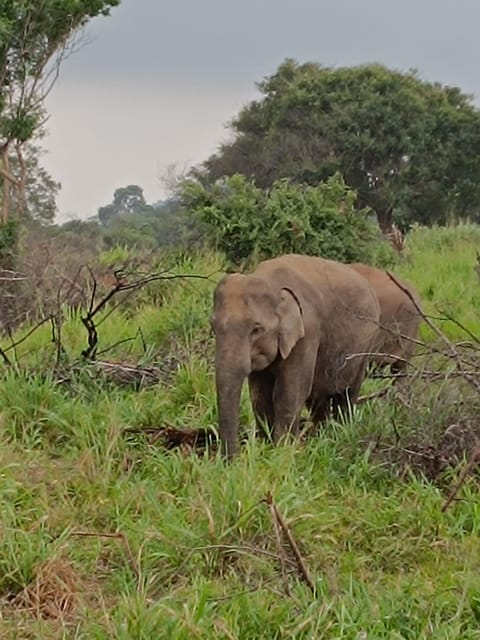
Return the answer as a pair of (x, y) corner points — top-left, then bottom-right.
(248, 370), (274, 440)
(271, 349), (316, 444)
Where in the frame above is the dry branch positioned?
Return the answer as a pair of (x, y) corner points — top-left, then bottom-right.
(267, 495), (291, 595)
(357, 386), (392, 404)
(387, 271), (480, 394)
(124, 424), (218, 451)
(265, 492), (315, 594)
(0, 344), (11, 366)
(441, 446), (480, 512)
(79, 269), (213, 360)
(1, 314), (53, 356)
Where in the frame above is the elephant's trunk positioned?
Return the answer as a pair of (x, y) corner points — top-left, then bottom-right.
(215, 343), (250, 459)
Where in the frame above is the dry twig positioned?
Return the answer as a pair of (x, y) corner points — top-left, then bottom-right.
(441, 446), (480, 512)
(265, 492), (315, 594)
(387, 271), (480, 394)
(267, 495), (291, 595)
(80, 270), (213, 360)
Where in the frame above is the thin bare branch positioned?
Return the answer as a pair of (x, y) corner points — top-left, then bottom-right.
(0, 345), (12, 366)
(387, 271), (480, 394)
(1, 314), (53, 354)
(265, 492), (315, 594)
(79, 270), (214, 360)
(441, 447), (480, 512)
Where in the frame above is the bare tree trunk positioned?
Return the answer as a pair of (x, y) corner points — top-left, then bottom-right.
(15, 142), (27, 218)
(0, 141), (22, 329)
(0, 141), (24, 222)
(1, 143), (10, 223)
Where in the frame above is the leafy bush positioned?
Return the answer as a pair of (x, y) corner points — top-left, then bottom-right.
(181, 173), (394, 266)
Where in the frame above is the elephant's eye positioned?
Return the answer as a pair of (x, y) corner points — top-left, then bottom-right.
(251, 324), (265, 338)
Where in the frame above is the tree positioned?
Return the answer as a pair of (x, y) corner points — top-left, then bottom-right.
(198, 59), (480, 230)
(98, 185), (154, 225)
(98, 187), (206, 250)
(0, 0), (120, 223)
(8, 142), (60, 223)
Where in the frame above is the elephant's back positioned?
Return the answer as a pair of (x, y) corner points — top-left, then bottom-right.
(349, 262), (421, 321)
(260, 254), (380, 313)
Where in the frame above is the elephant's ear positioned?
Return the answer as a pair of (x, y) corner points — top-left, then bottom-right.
(278, 288), (305, 359)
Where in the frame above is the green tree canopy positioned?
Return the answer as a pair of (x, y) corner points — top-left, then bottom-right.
(198, 59), (480, 230)
(98, 185), (154, 225)
(98, 186), (205, 250)
(0, 0), (120, 223)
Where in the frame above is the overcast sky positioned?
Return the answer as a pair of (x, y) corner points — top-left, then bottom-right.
(43, 0), (480, 221)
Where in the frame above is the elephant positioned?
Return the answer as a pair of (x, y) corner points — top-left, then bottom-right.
(348, 263), (422, 376)
(211, 254), (381, 458)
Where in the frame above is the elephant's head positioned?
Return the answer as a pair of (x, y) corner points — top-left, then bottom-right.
(211, 273), (305, 457)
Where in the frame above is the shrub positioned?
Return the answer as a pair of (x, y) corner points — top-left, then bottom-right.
(181, 173), (394, 267)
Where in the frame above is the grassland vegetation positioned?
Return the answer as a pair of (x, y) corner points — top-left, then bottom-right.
(0, 225), (479, 637)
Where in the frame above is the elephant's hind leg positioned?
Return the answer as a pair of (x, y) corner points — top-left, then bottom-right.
(306, 394), (331, 433)
(248, 371), (275, 440)
(331, 366), (366, 422)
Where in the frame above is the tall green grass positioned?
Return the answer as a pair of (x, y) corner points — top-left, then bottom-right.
(399, 222), (480, 340)
(0, 229), (479, 638)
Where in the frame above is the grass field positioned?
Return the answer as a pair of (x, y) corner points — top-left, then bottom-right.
(1, 225), (480, 638)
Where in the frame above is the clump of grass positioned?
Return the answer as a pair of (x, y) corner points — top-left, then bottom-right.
(399, 222), (480, 340)
(12, 554), (79, 620)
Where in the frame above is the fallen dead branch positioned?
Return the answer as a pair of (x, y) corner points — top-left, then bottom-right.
(0, 262), (216, 368)
(345, 351), (412, 368)
(378, 270), (480, 495)
(435, 309), (480, 347)
(0, 344), (11, 366)
(265, 492), (315, 594)
(267, 495), (292, 595)
(357, 386), (392, 404)
(92, 359), (179, 388)
(0, 269), (28, 281)
(124, 424), (218, 451)
(1, 313), (53, 358)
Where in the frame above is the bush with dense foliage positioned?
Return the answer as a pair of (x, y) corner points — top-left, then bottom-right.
(182, 172), (394, 266)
